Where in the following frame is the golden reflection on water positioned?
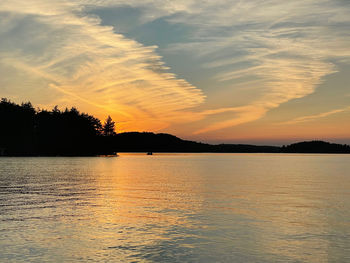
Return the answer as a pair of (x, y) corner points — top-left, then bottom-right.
(93, 156), (205, 225)
(0, 154), (349, 262)
(80, 155), (208, 260)
(87, 154), (349, 262)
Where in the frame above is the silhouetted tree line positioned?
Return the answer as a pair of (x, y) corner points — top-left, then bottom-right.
(0, 98), (116, 156)
(1, 98), (349, 156)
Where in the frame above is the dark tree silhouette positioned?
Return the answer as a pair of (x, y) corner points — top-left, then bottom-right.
(0, 98), (107, 156)
(0, 98), (35, 155)
(102, 115), (116, 136)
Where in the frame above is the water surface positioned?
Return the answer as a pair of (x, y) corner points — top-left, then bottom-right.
(0, 154), (349, 262)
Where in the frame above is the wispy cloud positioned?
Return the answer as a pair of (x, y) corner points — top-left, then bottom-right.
(83, 0), (350, 133)
(281, 107), (350, 125)
(0, 0), (204, 130)
(129, 0), (348, 133)
(163, 0), (350, 133)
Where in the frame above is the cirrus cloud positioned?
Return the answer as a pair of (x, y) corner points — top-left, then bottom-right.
(0, 0), (205, 130)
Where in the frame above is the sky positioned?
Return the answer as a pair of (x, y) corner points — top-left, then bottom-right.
(1, 0), (349, 145)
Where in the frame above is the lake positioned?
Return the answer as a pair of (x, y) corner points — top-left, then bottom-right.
(0, 154), (349, 262)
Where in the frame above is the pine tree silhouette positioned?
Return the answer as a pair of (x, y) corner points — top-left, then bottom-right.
(102, 115), (116, 136)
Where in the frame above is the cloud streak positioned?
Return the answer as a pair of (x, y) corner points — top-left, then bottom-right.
(105, 0), (347, 133)
(281, 107), (350, 125)
(161, 0), (350, 133)
(0, 0), (205, 130)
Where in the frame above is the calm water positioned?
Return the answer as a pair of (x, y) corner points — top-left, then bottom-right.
(0, 154), (349, 262)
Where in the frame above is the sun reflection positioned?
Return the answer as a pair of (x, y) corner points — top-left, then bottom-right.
(76, 155), (209, 257)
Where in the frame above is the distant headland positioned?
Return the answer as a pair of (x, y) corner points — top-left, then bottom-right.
(1, 98), (349, 156)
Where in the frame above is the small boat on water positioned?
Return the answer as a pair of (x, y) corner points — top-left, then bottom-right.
(147, 152), (153, 155)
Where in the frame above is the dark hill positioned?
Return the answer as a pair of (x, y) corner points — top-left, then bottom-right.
(281, 140), (350, 153)
(110, 132), (210, 152)
(111, 132), (280, 153)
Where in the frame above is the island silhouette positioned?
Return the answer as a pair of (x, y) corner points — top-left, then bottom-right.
(1, 98), (349, 156)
